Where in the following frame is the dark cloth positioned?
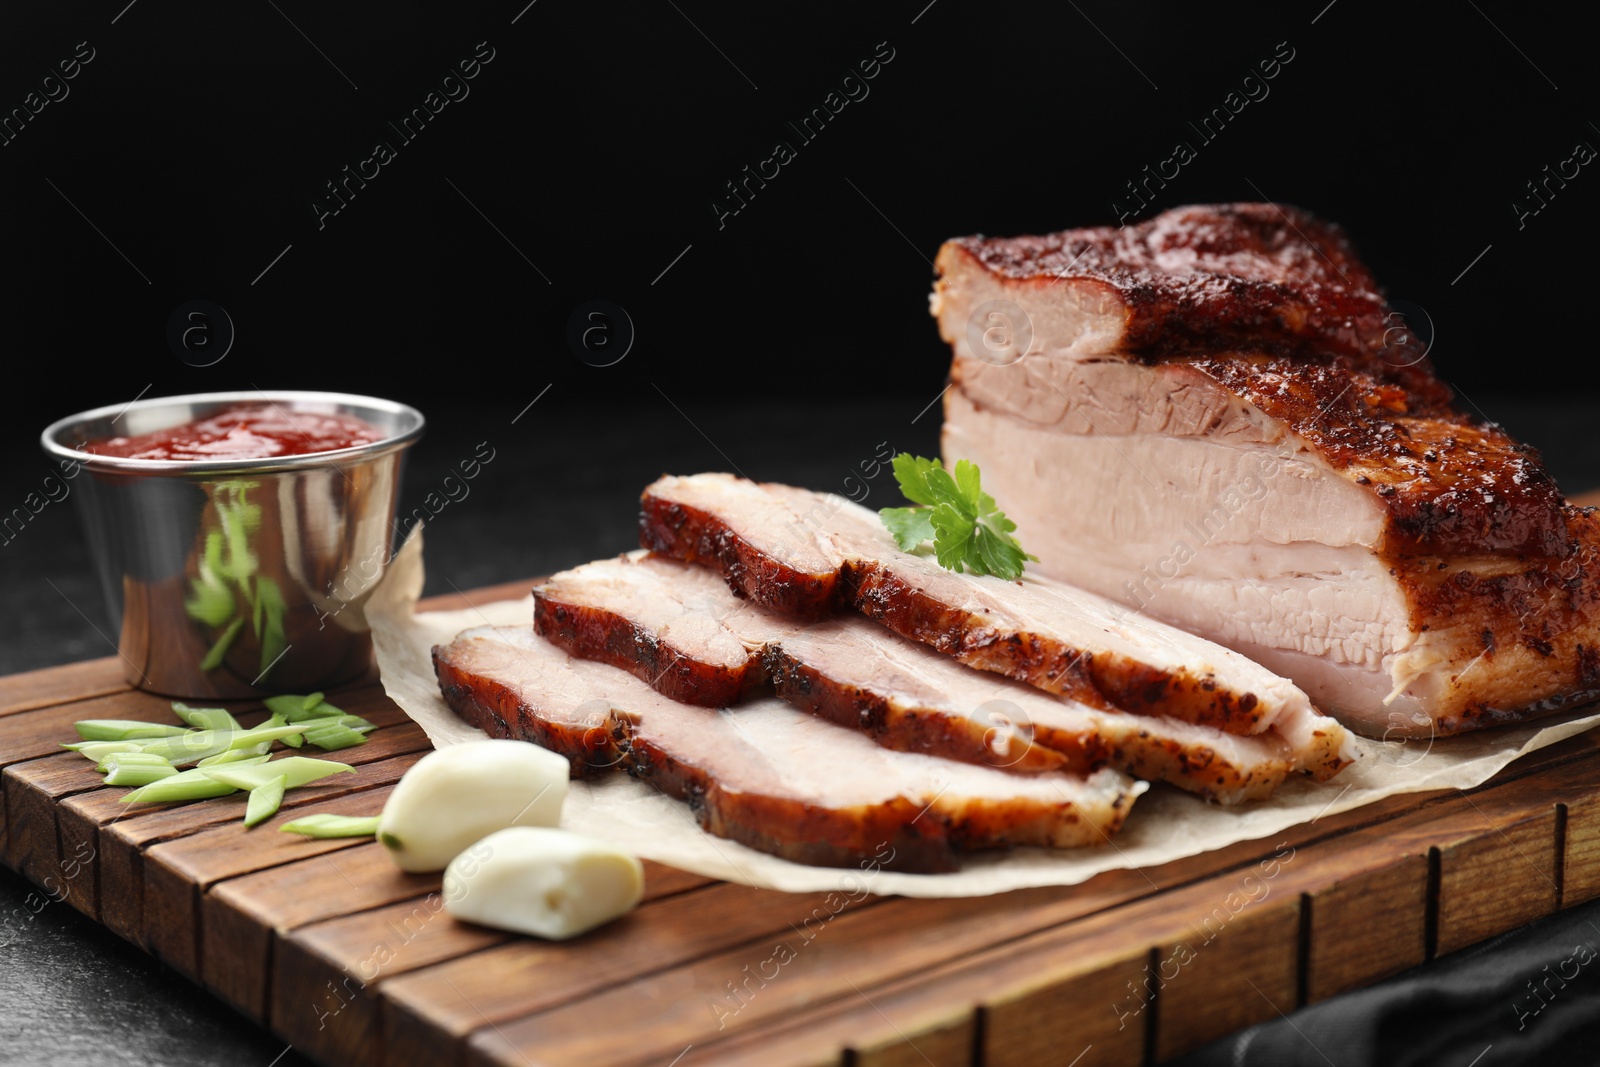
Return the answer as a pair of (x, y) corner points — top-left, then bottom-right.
(1172, 898), (1600, 1067)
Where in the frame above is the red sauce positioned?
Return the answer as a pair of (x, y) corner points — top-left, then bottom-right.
(84, 403), (386, 461)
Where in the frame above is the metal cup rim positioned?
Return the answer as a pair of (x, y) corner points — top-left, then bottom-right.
(40, 390), (426, 476)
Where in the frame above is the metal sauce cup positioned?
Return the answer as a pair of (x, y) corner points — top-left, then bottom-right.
(40, 391), (424, 698)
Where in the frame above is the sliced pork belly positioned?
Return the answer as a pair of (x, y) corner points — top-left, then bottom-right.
(534, 552), (798, 707)
(770, 623), (1298, 802)
(931, 203), (1600, 737)
(433, 625), (1143, 871)
(640, 473), (1351, 779)
(535, 552), (1302, 801)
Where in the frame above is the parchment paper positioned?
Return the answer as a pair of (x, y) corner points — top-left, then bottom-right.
(368, 530), (1600, 898)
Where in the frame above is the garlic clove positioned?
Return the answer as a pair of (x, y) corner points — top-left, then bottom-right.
(443, 827), (644, 940)
(377, 739), (569, 872)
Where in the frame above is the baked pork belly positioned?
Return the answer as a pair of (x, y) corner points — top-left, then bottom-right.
(639, 472), (1350, 779)
(534, 552), (798, 707)
(433, 625), (1143, 871)
(536, 552), (1302, 802)
(932, 203), (1600, 737)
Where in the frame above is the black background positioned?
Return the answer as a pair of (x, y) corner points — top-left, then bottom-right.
(1, 0), (1596, 431)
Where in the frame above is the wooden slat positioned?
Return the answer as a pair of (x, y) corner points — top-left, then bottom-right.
(450, 877), (1212, 1067)
(671, 925), (1151, 1067)
(204, 844), (441, 1018)
(645, 855), (1306, 1067)
(1433, 794), (1561, 956)
(1151, 892), (1301, 1061)
(5, 751), (122, 916)
(142, 752), (429, 980)
(273, 862), (714, 1067)
(0, 656), (128, 717)
(380, 881), (878, 1067)
(1563, 790), (1600, 906)
(1302, 848), (1429, 1003)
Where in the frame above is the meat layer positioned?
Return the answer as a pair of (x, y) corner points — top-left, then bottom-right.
(433, 625), (1144, 872)
(532, 554), (1305, 801)
(639, 473), (1351, 777)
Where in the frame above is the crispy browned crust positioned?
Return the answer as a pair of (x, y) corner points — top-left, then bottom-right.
(532, 592), (764, 708)
(943, 203), (1414, 364)
(842, 559), (1268, 736)
(639, 490), (843, 618)
(1392, 508), (1600, 734)
(431, 647), (618, 777)
(1054, 722), (1290, 805)
(1186, 356), (1567, 558)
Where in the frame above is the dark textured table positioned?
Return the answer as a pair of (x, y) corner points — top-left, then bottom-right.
(5, 395), (1600, 1066)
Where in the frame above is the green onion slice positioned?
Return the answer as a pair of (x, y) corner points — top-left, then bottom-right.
(96, 752), (174, 773)
(244, 775), (288, 828)
(74, 720), (190, 742)
(197, 744), (271, 767)
(279, 814), (379, 839)
(64, 740), (146, 761)
(301, 724), (368, 752)
(120, 756), (270, 804)
(104, 762), (179, 787)
(199, 756), (355, 791)
(172, 702), (241, 732)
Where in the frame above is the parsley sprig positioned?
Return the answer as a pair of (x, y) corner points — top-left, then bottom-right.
(878, 454), (1037, 580)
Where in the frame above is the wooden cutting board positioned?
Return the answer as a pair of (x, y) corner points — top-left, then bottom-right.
(6, 578), (1600, 1067)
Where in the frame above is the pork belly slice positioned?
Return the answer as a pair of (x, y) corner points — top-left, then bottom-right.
(535, 551), (1301, 801)
(772, 622), (1297, 802)
(930, 202), (1423, 365)
(640, 473), (1350, 779)
(931, 201), (1600, 735)
(534, 552), (798, 707)
(433, 625), (1143, 872)
(637, 472), (844, 618)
